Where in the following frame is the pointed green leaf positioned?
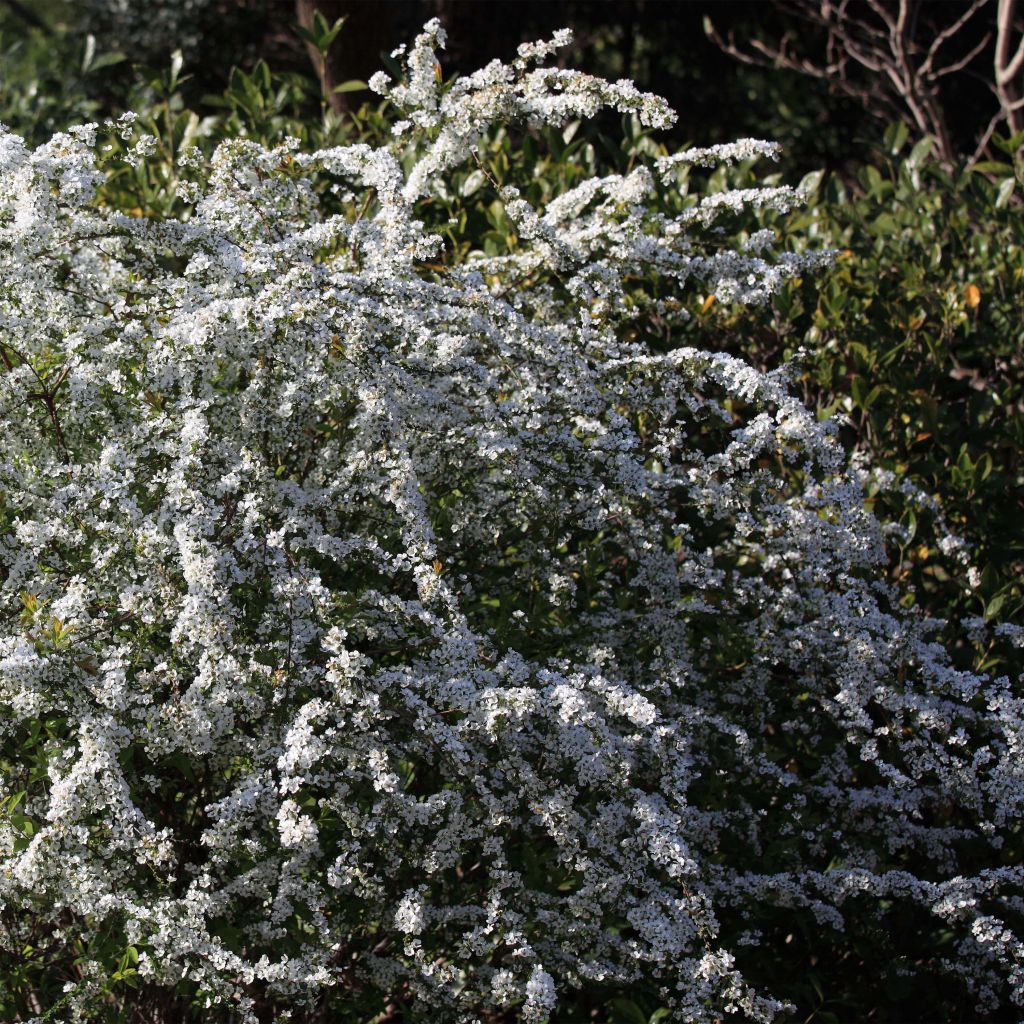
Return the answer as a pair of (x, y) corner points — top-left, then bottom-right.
(333, 80), (368, 94)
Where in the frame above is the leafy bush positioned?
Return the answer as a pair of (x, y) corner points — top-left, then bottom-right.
(0, 20), (1022, 1024)
(610, 122), (1024, 1023)
(698, 127), (1024, 666)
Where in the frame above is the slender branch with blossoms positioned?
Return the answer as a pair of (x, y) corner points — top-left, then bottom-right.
(0, 20), (1020, 1024)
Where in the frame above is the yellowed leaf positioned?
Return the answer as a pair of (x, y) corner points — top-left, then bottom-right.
(965, 283), (981, 308)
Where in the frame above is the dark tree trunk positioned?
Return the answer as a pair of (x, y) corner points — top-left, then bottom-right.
(294, 0), (414, 113)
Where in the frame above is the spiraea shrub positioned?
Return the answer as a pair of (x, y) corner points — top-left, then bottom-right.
(0, 21), (1022, 1024)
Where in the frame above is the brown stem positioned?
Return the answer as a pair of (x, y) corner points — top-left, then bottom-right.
(997, 0), (1024, 136)
(2, 0), (49, 31)
(294, 1), (408, 116)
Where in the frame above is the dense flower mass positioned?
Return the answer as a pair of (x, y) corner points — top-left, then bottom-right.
(0, 20), (1021, 1023)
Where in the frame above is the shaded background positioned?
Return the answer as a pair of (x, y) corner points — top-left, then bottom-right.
(0, 0), (1004, 176)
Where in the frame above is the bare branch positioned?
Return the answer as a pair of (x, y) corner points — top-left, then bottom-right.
(1004, 37), (1024, 82)
(997, 0), (1024, 81)
(864, 0), (898, 36)
(968, 109), (1003, 167)
(833, 0), (890, 46)
(703, 18), (775, 70)
(894, 0), (910, 44)
(707, 0), (999, 163)
(842, 36), (889, 74)
(996, 0), (1022, 76)
(933, 31), (993, 80)
(747, 35), (840, 77)
(995, 0), (1024, 135)
(921, 0), (990, 78)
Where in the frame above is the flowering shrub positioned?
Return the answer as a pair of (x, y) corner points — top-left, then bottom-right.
(0, 21), (1021, 1024)
(696, 136), (1024, 667)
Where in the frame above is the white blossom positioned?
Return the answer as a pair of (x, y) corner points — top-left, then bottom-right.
(0, 22), (1018, 1024)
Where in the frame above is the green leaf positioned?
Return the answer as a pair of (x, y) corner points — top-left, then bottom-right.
(903, 507), (918, 542)
(11, 813), (33, 837)
(333, 80), (368, 94)
(871, 211), (899, 237)
(884, 121), (909, 154)
(169, 50), (184, 90)
(81, 34), (95, 74)
(907, 135), (935, 168)
(862, 164), (888, 199)
(971, 160), (1014, 177)
(460, 169), (486, 197)
(312, 10), (331, 36)
(298, 12), (347, 52)
(175, 111), (201, 156)
(609, 998), (650, 1024)
(90, 51), (127, 73)
(996, 177), (1015, 208)
(799, 169), (825, 196)
(256, 59), (271, 92)
(320, 16), (347, 50)
(993, 130), (1024, 156)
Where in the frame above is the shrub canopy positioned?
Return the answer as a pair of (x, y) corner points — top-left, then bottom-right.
(0, 21), (1021, 1024)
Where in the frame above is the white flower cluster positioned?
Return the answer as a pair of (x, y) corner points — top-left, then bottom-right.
(0, 24), (1020, 1023)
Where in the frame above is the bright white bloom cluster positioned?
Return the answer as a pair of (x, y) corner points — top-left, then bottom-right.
(0, 23), (1020, 1023)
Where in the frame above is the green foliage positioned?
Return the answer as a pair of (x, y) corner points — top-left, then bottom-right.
(0, 23), (110, 145)
(698, 129), (1024, 668)
(293, 9), (347, 56)
(649, 136), (1024, 1020)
